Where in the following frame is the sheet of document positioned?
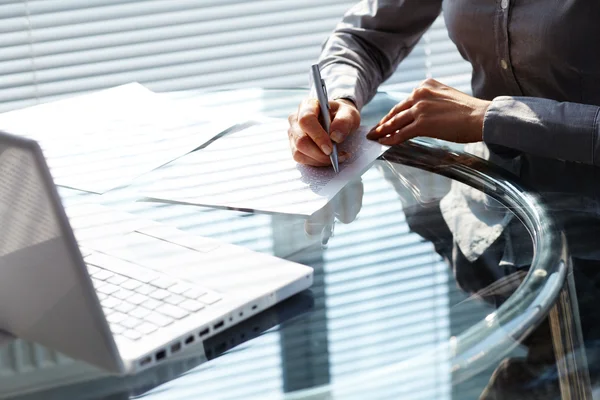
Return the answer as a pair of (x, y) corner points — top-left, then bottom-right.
(139, 118), (388, 216)
(0, 83), (233, 194)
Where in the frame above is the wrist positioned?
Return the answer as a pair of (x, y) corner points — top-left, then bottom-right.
(474, 100), (492, 141)
(336, 97), (358, 110)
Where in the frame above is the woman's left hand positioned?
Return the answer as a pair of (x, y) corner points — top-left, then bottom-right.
(366, 78), (491, 145)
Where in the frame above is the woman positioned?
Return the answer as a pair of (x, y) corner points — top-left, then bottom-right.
(287, 0), (600, 169)
(288, 0), (600, 281)
(288, 2), (600, 396)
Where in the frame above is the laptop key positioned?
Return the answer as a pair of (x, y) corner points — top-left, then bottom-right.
(96, 292), (108, 301)
(164, 294), (185, 306)
(92, 269), (114, 281)
(113, 289), (135, 300)
(182, 287), (207, 300)
(149, 289), (170, 301)
(156, 304), (188, 320)
(146, 312), (173, 327)
(141, 298), (161, 310)
(150, 278), (177, 290)
(107, 274), (129, 285)
(120, 279), (143, 291)
(107, 312), (127, 324)
(115, 302), (136, 314)
(198, 292), (222, 305)
(180, 299), (205, 313)
(86, 265), (101, 275)
(169, 283), (191, 295)
(123, 330), (142, 341)
(92, 279), (107, 289)
(130, 307), (151, 319)
(111, 324), (126, 335)
(101, 297), (121, 309)
(136, 284), (154, 295)
(128, 293), (150, 305)
(97, 283), (119, 295)
(137, 322), (158, 335)
(121, 317), (142, 329)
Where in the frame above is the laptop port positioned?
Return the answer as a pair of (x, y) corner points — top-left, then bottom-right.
(155, 350), (166, 361)
(213, 320), (224, 330)
(171, 342), (182, 353)
(199, 328), (209, 337)
(185, 335), (195, 345)
(140, 356), (152, 367)
(251, 304), (258, 310)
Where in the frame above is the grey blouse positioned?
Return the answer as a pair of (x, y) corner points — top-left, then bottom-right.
(318, 0), (600, 166)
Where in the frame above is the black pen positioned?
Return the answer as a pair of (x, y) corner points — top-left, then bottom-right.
(310, 64), (339, 173)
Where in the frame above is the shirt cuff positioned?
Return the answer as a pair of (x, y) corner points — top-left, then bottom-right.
(318, 62), (369, 111)
(483, 96), (600, 166)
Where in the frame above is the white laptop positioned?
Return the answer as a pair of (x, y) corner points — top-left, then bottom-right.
(0, 129), (313, 375)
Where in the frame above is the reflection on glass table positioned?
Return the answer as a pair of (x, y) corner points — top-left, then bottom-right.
(0, 89), (595, 400)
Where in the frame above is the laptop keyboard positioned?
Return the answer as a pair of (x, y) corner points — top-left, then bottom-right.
(85, 258), (222, 341)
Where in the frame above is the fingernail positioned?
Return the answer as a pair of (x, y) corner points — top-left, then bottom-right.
(331, 130), (344, 143)
(321, 144), (332, 155)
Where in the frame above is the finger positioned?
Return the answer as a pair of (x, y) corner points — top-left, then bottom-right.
(292, 151), (332, 167)
(420, 78), (440, 88)
(289, 135), (331, 167)
(367, 108), (414, 140)
(329, 102), (360, 143)
(290, 120), (351, 166)
(289, 113), (332, 164)
(376, 99), (413, 127)
(293, 147), (350, 167)
(297, 98), (334, 156)
(377, 121), (420, 146)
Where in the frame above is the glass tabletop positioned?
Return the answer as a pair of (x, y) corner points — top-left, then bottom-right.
(0, 89), (592, 400)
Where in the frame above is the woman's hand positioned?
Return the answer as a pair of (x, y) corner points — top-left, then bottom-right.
(288, 98), (361, 167)
(367, 78), (491, 145)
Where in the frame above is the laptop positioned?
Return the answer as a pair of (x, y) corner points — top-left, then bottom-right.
(0, 129), (313, 375)
(0, 291), (314, 400)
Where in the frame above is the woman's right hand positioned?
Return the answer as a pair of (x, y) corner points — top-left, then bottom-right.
(287, 98), (361, 167)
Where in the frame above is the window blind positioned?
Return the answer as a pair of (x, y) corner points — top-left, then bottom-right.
(0, 1), (472, 113)
(0, 2), (473, 398)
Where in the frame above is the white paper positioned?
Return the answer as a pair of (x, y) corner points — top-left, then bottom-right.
(0, 83), (233, 194)
(140, 118), (388, 216)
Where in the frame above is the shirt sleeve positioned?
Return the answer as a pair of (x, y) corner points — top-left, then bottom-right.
(483, 96), (600, 166)
(317, 0), (443, 110)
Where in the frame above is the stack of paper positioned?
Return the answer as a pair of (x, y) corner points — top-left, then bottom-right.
(0, 83), (233, 194)
(139, 118), (388, 216)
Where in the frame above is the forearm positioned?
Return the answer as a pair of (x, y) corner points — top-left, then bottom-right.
(317, 0), (443, 110)
(483, 97), (600, 166)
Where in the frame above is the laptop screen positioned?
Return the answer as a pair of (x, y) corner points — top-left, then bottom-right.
(0, 145), (62, 258)
(0, 136), (122, 372)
